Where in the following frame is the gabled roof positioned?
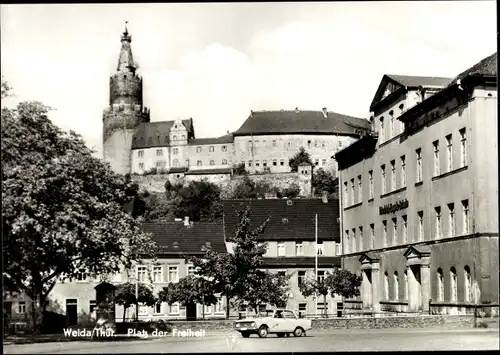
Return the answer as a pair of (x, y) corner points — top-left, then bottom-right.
(449, 52), (497, 85)
(142, 222), (226, 255)
(403, 245), (431, 258)
(233, 110), (370, 137)
(186, 168), (232, 175)
(132, 119), (193, 149)
(188, 134), (234, 145)
(370, 74), (452, 111)
(223, 198), (340, 242)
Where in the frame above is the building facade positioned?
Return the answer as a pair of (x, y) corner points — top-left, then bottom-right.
(103, 27), (370, 183)
(335, 54), (498, 316)
(223, 197), (343, 317)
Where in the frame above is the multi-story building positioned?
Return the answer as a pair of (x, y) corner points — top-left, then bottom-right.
(335, 53), (498, 316)
(103, 26), (370, 183)
(223, 196), (343, 317)
(48, 220), (228, 324)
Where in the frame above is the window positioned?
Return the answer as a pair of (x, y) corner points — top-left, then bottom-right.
(359, 226), (363, 251)
(185, 159), (189, 167)
(295, 242), (304, 256)
(379, 117), (385, 141)
(389, 114), (395, 138)
(137, 266), (148, 282)
(446, 134), (453, 171)
(263, 160), (268, 167)
(172, 159), (179, 167)
(89, 300), (97, 314)
(448, 203), (455, 238)
(248, 140), (252, 148)
(392, 217), (397, 245)
(384, 272), (389, 299)
(404, 270), (409, 300)
(138, 150), (144, 158)
(435, 206), (442, 239)
(397, 157), (404, 190)
(139, 304), (148, 315)
(280, 159), (284, 166)
(382, 220), (388, 246)
(357, 175), (362, 202)
(172, 135), (177, 141)
(156, 149), (163, 156)
(138, 162), (144, 170)
(402, 215), (408, 244)
(156, 161), (164, 169)
(248, 160), (252, 167)
(209, 160), (215, 166)
(222, 145), (227, 152)
(417, 211), (424, 241)
(181, 134), (186, 140)
(209, 146), (214, 152)
(298, 303), (307, 318)
(393, 272), (399, 300)
(197, 160), (202, 166)
(322, 141), (326, 148)
(307, 140), (311, 148)
(298, 271), (306, 286)
(464, 266), (472, 302)
(277, 242), (285, 257)
(255, 160), (260, 167)
(343, 181), (348, 206)
(381, 165), (386, 194)
(317, 270), (325, 282)
(350, 178), (355, 203)
(317, 241), (324, 256)
(338, 141), (343, 148)
(433, 140), (440, 176)
(450, 267), (458, 302)
(416, 148), (423, 183)
(169, 303), (179, 314)
(172, 148), (178, 155)
(154, 302), (163, 314)
(316, 302), (328, 314)
(287, 141), (292, 148)
(390, 160), (396, 191)
(196, 146), (202, 153)
(273, 159), (277, 166)
(315, 158), (319, 166)
(152, 266), (163, 283)
(215, 298), (224, 313)
(187, 265), (195, 276)
(18, 301), (26, 313)
(437, 268), (444, 301)
(345, 230), (350, 254)
(168, 266), (178, 283)
(272, 140), (277, 147)
(222, 159), (228, 165)
(255, 140), (259, 147)
(352, 228), (357, 253)
(369, 170), (374, 199)
(460, 128), (467, 167)
(370, 223), (375, 249)
(462, 200), (469, 234)
(322, 159), (326, 166)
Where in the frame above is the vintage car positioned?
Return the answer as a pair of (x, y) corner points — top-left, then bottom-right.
(233, 309), (312, 338)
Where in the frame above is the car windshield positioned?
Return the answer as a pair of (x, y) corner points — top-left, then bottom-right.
(258, 310), (275, 317)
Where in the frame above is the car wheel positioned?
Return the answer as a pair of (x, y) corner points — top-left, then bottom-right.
(276, 333), (285, 338)
(241, 331), (250, 338)
(258, 326), (268, 338)
(293, 327), (304, 337)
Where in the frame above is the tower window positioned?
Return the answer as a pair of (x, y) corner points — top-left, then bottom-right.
(209, 146), (214, 152)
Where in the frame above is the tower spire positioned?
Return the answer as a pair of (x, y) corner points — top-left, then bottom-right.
(117, 21), (135, 73)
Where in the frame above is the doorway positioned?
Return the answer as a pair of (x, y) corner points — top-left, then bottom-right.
(65, 299), (78, 326)
(363, 269), (373, 309)
(186, 303), (197, 321)
(409, 265), (422, 312)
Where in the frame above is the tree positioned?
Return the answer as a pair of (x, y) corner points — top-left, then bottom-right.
(173, 180), (223, 221)
(233, 162), (247, 176)
(289, 147), (313, 172)
(282, 183), (301, 198)
(2, 93), (156, 332)
(158, 276), (218, 316)
(299, 268), (362, 318)
(312, 168), (338, 198)
(239, 270), (290, 314)
(115, 282), (156, 322)
(231, 176), (258, 199)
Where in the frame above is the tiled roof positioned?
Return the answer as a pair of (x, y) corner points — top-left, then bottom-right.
(132, 119), (193, 149)
(223, 198), (340, 242)
(186, 168), (232, 175)
(142, 222), (227, 255)
(233, 110), (370, 136)
(188, 134), (234, 145)
(260, 257), (341, 268)
(385, 74), (452, 88)
(169, 167), (188, 173)
(450, 52), (497, 85)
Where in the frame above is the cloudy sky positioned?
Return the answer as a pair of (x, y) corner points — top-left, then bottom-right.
(1, 2), (496, 157)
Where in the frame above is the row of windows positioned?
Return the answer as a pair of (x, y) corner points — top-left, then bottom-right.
(247, 139), (343, 149)
(377, 104), (405, 143)
(343, 127), (467, 206)
(344, 199), (469, 253)
(133, 264), (197, 283)
(276, 241), (338, 257)
(138, 158), (229, 170)
(244, 158), (328, 168)
(136, 145), (229, 158)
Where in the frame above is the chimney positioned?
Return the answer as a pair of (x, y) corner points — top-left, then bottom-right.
(321, 191), (328, 203)
(250, 110), (253, 117)
(295, 107), (299, 113)
(184, 216), (189, 226)
(322, 107), (327, 118)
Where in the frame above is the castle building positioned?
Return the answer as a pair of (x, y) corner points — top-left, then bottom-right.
(103, 27), (371, 182)
(335, 53), (498, 316)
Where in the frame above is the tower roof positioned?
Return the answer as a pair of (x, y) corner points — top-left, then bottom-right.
(117, 22), (136, 73)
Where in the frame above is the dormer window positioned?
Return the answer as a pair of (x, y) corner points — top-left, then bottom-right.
(173, 135), (177, 141)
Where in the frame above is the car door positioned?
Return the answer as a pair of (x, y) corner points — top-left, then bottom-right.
(281, 310), (297, 332)
(269, 311), (284, 332)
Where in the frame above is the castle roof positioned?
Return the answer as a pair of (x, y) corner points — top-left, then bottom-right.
(233, 109), (370, 137)
(448, 52), (497, 85)
(132, 119), (193, 149)
(222, 198), (340, 242)
(188, 134), (234, 145)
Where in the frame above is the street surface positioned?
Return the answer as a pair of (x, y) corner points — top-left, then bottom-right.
(4, 328), (499, 353)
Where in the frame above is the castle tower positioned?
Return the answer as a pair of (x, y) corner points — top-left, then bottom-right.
(103, 24), (150, 175)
